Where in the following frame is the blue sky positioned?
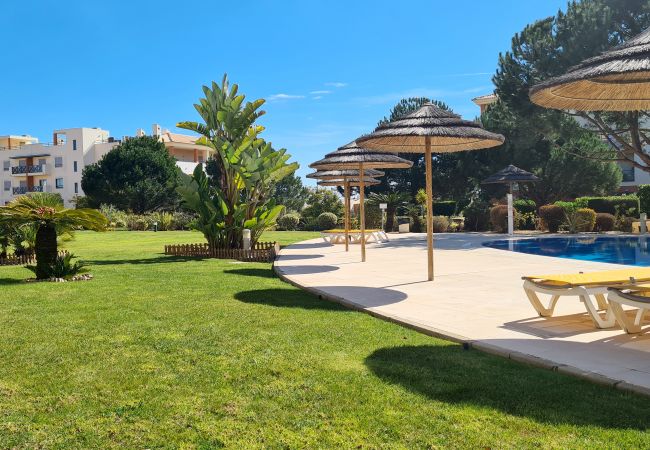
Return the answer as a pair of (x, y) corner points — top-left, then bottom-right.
(1, 0), (567, 184)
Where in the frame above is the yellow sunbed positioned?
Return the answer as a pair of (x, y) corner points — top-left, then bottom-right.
(522, 268), (650, 329)
(607, 287), (650, 334)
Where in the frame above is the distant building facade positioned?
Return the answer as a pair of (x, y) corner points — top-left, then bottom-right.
(0, 124), (211, 206)
(471, 93), (648, 192)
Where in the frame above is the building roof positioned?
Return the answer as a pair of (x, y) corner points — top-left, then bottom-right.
(471, 93), (498, 105)
(160, 132), (199, 145)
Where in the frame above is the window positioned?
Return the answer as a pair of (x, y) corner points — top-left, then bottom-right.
(2, 161), (8, 171)
(55, 178), (64, 189)
(74, 182), (78, 194)
(73, 161), (78, 172)
(38, 158), (46, 166)
(3, 181), (10, 191)
(72, 139), (77, 151)
(55, 157), (63, 168)
(621, 164), (635, 182)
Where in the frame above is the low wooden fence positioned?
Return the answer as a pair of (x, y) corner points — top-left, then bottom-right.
(0, 251), (68, 267)
(164, 242), (280, 262)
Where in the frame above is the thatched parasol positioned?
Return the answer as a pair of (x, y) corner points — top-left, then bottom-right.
(306, 168), (384, 180)
(310, 141), (412, 262)
(482, 165), (539, 235)
(315, 175), (383, 252)
(530, 28), (650, 111)
(357, 103), (505, 281)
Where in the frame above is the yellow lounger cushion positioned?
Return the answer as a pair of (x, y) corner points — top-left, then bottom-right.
(523, 268), (650, 288)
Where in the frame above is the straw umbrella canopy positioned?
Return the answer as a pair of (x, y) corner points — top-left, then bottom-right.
(306, 168), (384, 181)
(317, 178), (380, 187)
(482, 165), (539, 236)
(529, 28), (650, 111)
(357, 102), (505, 281)
(310, 141), (412, 262)
(481, 165), (539, 194)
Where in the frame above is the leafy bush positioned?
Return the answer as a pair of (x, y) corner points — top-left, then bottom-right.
(615, 215), (634, 233)
(490, 205), (509, 233)
(513, 199), (537, 214)
(26, 253), (88, 280)
(364, 203), (383, 229)
(639, 185), (650, 214)
(432, 216), (449, 233)
(151, 211), (174, 231)
(432, 201), (457, 217)
(595, 213), (615, 232)
(317, 212), (338, 230)
(171, 212), (197, 230)
(539, 205), (564, 233)
(554, 201), (577, 214)
(574, 196), (639, 216)
(277, 213), (300, 231)
(516, 212), (537, 230)
(574, 208), (596, 232)
(462, 200), (490, 232)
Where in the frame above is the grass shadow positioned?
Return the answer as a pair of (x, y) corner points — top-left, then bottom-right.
(85, 255), (207, 266)
(0, 278), (25, 286)
(224, 268), (275, 278)
(365, 345), (650, 429)
(234, 288), (348, 311)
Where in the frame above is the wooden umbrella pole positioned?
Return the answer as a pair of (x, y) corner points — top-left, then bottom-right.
(425, 136), (434, 281)
(344, 178), (350, 252)
(359, 162), (366, 262)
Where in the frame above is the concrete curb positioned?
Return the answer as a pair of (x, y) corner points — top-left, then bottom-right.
(273, 241), (650, 399)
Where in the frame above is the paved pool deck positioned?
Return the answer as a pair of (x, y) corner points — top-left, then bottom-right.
(274, 233), (650, 396)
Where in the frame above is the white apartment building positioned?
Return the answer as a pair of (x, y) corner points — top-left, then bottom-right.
(471, 93), (647, 192)
(0, 128), (118, 207)
(0, 125), (212, 207)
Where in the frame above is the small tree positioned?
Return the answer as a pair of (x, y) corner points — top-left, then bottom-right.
(82, 136), (181, 213)
(302, 189), (343, 221)
(0, 193), (107, 279)
(272, 174), (310, 213)
(367, 192), (410, 231)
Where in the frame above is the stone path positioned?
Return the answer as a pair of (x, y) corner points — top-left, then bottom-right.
(274, 233), (650, 396)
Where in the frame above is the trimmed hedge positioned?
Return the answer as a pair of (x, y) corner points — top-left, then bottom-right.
(489, 205), (509, 233)
(513, 199), (536, 214)
(539, 205), (564, 233)
(575, 208), (596, 232)
(574, 196), (639, 216)
(639, 185), (650, 214)
(595, 213), (615, 232)
(432, 201), (457, 217)
(317, 212), (338, 230)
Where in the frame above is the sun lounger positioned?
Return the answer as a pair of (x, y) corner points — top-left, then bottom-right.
(522, 268), (650, 328)
(321, 229), (389, 244)
(607, 286), (650, 334)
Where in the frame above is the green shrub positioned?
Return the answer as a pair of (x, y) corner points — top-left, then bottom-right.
(490, 205), (509, 233)
(516, 212), (538, 230)
(278, 213), (300, 231)
(317, 212), (338, 230)
(615, 215), (634, 233)
(26, 253), (88, 280)
(171, 212), (196, 230)
(151, 211), (174, 231)
(539, 205), (564, 233)
(595, 213), (615, 232)
(364, 203), (383, 229)
(432, 216), (449, 233)
(513, 199), (536, 214)
(462, 200), (490, 232)
(574, 196), (639, 216)
(639, 185), (650, 214)
(574, 208), (596, 232)
(432, 201), (457, 217)
(554, 201), (577, 214)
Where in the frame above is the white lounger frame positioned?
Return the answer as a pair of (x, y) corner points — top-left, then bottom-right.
(606, 289), (650, 334)
(522, 279), (616, 329)
(321, 230), (389, 245)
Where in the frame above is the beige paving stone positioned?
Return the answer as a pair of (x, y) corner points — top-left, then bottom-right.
(274, 233), (650, 395)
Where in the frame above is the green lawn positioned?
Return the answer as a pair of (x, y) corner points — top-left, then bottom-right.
(1, 231), (649, 448)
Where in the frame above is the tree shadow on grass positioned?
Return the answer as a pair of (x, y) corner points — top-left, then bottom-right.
(224, 268), (275, 278)
(0, 278), (25, 286)
(85, 255), (207, 266)
(234, 288), (349, 311)
(365, 345), (650, 429)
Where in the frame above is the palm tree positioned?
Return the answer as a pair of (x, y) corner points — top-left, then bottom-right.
(0, 193), (107, 279)
(367, 192), (410, 232)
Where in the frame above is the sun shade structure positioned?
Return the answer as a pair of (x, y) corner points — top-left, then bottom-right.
(310, 141), (412, 261)
(482, 165), (539, 235)
(306, 168), (384, 180)
(357, 102), (505, 281)
(482, 165), (539, 190)
(530, 27), (650, 111)
(316, 175), (382, 253)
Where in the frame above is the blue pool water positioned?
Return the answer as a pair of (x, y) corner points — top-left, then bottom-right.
(484, 236), (650, 266)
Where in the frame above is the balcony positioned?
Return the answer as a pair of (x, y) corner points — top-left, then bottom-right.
(11, 164), (50, 176)
(12, 185), (52, 195)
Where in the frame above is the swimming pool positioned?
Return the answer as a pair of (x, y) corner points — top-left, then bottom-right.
(484, 236), (650, 266)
